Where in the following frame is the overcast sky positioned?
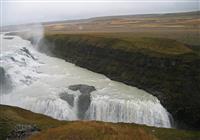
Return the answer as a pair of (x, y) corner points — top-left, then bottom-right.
(1, 0), (199, 26)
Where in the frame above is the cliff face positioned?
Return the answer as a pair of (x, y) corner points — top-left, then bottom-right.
(38, 34), (200, 129)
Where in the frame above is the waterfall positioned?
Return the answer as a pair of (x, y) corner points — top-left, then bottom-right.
(0, 34), (172, 128)
(87, 94), (171, 127)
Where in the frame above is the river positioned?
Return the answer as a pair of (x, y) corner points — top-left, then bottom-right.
(0, 34), (172, 128)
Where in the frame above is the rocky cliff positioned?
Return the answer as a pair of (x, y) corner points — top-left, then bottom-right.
(38, 34), (200, 129)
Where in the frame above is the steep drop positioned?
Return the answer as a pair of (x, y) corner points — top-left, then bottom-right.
(0, 34), (172, 128)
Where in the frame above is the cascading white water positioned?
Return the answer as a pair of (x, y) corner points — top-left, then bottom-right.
(87, 94), (170, 127)
(0, 34), (172, 128)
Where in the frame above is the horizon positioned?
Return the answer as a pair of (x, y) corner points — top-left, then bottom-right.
(1, 10), (199, 27)
(1, 0), (199, 26)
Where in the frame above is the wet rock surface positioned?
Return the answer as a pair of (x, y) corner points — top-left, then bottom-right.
(68, 84), (96, 94)
(60, 92), (74, 107)
(20, 47), (36, 60)
(3, 37), (14, 40)
(0, 67), (6, 83)
(69, 84), (96, 119)
(0, 67), (12, 94)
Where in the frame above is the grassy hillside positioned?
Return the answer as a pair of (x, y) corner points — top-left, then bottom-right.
(44, 11), (200, 46)
(30, 121), (200, 140)
(0, 105), (200, 140)
(43, 33), (195, 56)
(0, 105), (65, 140)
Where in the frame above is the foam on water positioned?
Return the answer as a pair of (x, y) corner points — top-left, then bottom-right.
(0, 34), (172, 128)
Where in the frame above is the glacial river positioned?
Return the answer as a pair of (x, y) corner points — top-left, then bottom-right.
(0, 34), (172, 128)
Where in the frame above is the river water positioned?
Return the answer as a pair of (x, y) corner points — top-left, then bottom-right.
(0, 34), (172, 128)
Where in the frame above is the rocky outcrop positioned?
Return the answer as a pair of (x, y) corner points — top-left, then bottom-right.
(69, 84), (96, 119)
(60, 84), (96, 119)
(20, 47), (36, 60)
(3, 37), (14, 40)
(39, 35), (200, 129)
(7, 124), (40, 140)
(68, 84), (96, 94)
(0, 67), (6, 85)
(60, 92), (75, 107)
(0, 67), (12, 94)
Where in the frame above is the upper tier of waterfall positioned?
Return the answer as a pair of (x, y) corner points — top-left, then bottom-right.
(0, 34), (172, 128)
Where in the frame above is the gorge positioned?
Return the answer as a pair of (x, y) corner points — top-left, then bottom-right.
(0, 34), (172, 129)
(38, 33), (200, 129)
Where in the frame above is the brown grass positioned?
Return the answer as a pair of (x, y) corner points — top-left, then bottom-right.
(44, 11), (200, 46)
(29, 121), (158, 140)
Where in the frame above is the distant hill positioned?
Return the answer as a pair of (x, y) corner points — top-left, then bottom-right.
(43, 11), (200, 25)
(42, 10), (200, 46)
